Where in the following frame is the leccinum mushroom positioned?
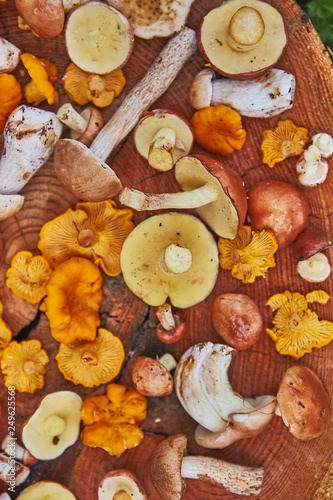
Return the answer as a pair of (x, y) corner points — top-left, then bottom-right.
(98, 469), (147, 500)
(54, 27), (197, 202)
(189, 68), (295, 117)
(57, 102), (103, 147)
(134, 109), (194, 171)
(120, 154), (247, 239)
(150, 434), (264, 498)
(120, 213), (219, 308)
(0, 37), (21, 73)
(175, 343), (276, 446)
(0, 105), (63, 194)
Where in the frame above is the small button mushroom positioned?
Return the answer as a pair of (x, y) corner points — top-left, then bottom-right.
(0, 37), (21, 73)
(297, 252), (331, 282)
(211, 293), (263, 350)
(134, 109), (194, 172)
(293, 230), (332, 283)
(120, 213), (219, 308)
(296, 145), (329, 186)
(16, 481), (77, 499)
(312, 133), (333, 158)
(190, 68), (295, 117)
(21, 391), (82, 460)
(277, 366), (331, 440)
(131, 354), (176, 397)
(156, 304), (186, 344)
(57, 103), (103, 147)
(14, 0), (65, 39)
(120, 154), (247, 239)
(150, 434), (264, 499)
(294, 229), (332, 261)
(98, 469), (147, 500)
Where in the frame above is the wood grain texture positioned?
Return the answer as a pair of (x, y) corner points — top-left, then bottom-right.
(0, 0), (332, 499)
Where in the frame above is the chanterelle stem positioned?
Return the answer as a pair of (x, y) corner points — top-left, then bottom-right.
(181, 455), (264, 496)
(119, 184), (218, 211)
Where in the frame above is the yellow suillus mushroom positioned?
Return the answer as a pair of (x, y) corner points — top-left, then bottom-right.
(0, 300), (12, 358)
(261, 119), (309, 168)
(6, 251), (53, 304)
(42, 257), (104, 344)
(81, 383), (147, 457)
(218, 225), (278, 284)
(191, 104), (246, 155)
(0, 339), (49, 393)
(56, 328), (125, 387)
(62, 62), (126, 107)
(38, 199), (134, 277)
(23, 58), (58, 106)
(0, 73), (22, 131)
(266, 290), (333, 359)
(20, 53), (59, 106)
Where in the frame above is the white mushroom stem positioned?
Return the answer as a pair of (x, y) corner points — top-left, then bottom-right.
(0, 37), (21, 73)
(181, 456), (264, 496)
(0, 194), (24, 221)
(163, 244), (192, 274)
(119, 184), (217, 211)
(57, 103), (87, 134)
(44, 415), (66, 436)
(190, 68), (295, 117)
(1, 434), (37, 466)
(158, 353), (177, 372)
(156, 304), (176, 331)
(89, 27), (197, 162)
(297, 253), (331, 283)
(0, 452), (30, 487)
(148, 127), (176, 171)
(0, 105), (63, 194)
(312, 133), (333, 158)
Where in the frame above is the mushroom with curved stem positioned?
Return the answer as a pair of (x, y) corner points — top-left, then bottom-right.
(98, 469), (147, 500)
(134, 109), (194, 172)
(150, 434), (264, 499)
(120, 213), (219, 308)
(156, 304), (186, 344)
(120, 154), (247, 239)
(54, 27), (197, 202)
(190, 68), (295, 117)
(57, 102), (103, 147)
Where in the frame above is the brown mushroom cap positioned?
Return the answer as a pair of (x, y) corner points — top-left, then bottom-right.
(132, 356), (174, 397)
(277, 366), (331, 440)
(14, 0), (65, 39)
(175, 154), (247, 239)
(211, 293), (263, 350)
(54, 139), (123, 202)
(293, 229), (332, 261)
(150, 434), (187, 500)
(69, 107), (104, 147)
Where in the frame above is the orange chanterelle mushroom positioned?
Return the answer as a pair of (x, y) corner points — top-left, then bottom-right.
(0, 300), (12, 357)
(6, 251), (53, 304)
(266, 290), (333, 359)
(38, 200), (134, 277)
(1, 339), (49, 393)
(21, 53), (58, 105)
(56, 328), (125, 387)
(218, 225), (278, 284)
(62, 62), (126, 108)
(81, 383), (147, 457)
(42, 257), (104, 344)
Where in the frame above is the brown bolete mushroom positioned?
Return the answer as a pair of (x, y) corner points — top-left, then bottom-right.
(211, 293), (263, 350)
(54, 26), (197, 202)
(120, 154), (247, 239)
(156, 304), (186, 344)
(131, 354), (177, 397)
(65, 1), (134, 75)
(134, 109), (194, 172)
(98, 469), (147, 500)
(197, 0), (288, 79)
(150, 434), (264, 498)
(190, 68), (295, 117)
(57, 102), (103, 147)
(120, 213), (219, 308)
(21, 391), (82, 460)
(14, 0), (65, 39)
(277, 365), (331, 440)
(16, 481), (76, 499)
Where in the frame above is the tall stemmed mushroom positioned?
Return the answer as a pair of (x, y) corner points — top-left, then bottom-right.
(120, 154), (247, 239)
(150, 434), (264, 498)
(57, 103), (103, 147)
(54, 27), (197, 202)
